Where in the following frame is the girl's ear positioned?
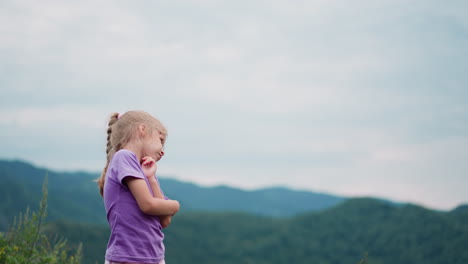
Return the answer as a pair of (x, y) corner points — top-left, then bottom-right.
(138, 124), (147, 137)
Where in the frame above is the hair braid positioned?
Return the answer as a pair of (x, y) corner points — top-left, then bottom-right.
(98, 112), (119, 196)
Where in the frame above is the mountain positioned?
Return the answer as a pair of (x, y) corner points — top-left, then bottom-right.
(162, 179), (345, 217)
(0, 160), (107, 229)
(452, 204), (468, 213)
(2, 159), (467, 263)
(45, 198), (468, 264)
(0, 159), (345, 229)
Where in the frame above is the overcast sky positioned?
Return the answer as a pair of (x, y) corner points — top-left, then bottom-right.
(1, 0), (467, 210)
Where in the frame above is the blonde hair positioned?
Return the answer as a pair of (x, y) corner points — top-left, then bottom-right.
(97, 110), (167, 196)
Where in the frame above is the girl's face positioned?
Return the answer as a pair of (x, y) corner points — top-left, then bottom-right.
(142, 129), (165, 162)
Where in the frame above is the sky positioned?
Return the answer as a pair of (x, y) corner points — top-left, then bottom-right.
(1, 0), (467, 210)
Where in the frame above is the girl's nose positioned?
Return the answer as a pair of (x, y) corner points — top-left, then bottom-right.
(160, 151), (165, 157)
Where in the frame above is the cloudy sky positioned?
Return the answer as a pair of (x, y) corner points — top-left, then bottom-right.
(1, 0), (467, 210)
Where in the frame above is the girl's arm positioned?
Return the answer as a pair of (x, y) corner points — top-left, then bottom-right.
(140, 156), (176, 227)
(126, 178), (180, 216)
(147, 177), (174, 228)
(147, 177), (164, 199)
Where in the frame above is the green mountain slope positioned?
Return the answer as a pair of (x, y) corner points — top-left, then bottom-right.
(46, 198), (468, 264)
(2, 160), (467, 263)
(0, 160), (106, 229)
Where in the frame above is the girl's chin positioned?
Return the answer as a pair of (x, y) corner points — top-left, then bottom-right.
(149, 154), (161, 161)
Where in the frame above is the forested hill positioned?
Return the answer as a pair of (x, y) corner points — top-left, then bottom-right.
(2, 159), (468, 263)
(0, 159), (344, 228)
(46, 198), (468, 264)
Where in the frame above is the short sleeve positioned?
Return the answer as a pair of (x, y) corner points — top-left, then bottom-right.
(111, 150), (145, 185)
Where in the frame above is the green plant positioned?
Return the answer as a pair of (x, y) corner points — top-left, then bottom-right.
(0, 176), (82, 264)
(356, 252), (369, 264)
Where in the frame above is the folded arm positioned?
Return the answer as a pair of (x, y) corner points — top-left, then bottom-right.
(147, 177), (174, 228)
(125, 177), (180, 216)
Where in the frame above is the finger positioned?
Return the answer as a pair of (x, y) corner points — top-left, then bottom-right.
(143, 159), (153, 167)
(146, 159), (155, 167)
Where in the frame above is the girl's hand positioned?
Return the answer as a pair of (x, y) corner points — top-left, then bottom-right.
(141, 156), (157, 179)
(159, 215), (172, 228)
(159, 201), (180, 228)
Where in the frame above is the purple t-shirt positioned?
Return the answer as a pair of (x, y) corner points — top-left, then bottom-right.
(103, 149), (165, 263)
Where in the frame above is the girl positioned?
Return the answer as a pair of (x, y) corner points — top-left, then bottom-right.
(97, 111), (180, 264)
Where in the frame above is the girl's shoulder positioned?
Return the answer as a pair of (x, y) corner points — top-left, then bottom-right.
(114, 148), (135, 157)
(109, 149), (142, 177)
(112, 149), (138, 163)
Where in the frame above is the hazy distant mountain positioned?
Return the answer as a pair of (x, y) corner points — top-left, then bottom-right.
(162, 178), (345, 217)
(0, 159), (344, 228)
